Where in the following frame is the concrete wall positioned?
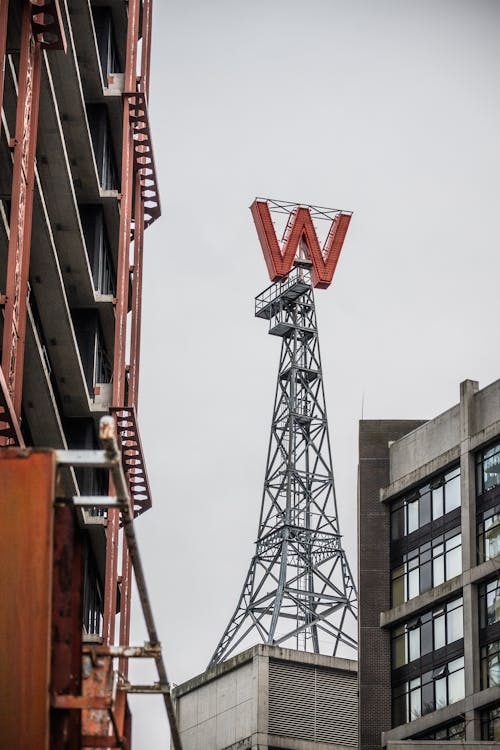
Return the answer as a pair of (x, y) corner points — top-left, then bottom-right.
(388, 405), (459, 484)
(174, 656), (256, 750)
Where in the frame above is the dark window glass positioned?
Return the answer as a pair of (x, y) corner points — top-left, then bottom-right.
(418, 720), (465, 740)
(72, 310), (112, 397)
(392, 656), (464, 727)
(79, 204), (116, 295)
(481, 703), (500, 740)
(83, 538), (103, 635)
(480, 576), (500, 628)
(390, 466), (460, 540)
(478, 503), (500, 563)
(481, 641), (500, 689)
(391, 530), (461, 606)
(477, 441), (500, 495)
(92, 7), (120, 82)
(86, 104), (118, 190)
(390, 597), (463, 669)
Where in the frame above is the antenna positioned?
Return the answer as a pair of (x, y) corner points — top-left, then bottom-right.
(208, 199), (357, 667)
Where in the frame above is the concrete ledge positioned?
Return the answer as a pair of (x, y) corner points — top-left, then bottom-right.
(173, 645), (357, 698)
(381, 556), (500, 628)
(388, 744), (499, 749)
(380, 575), (463, 628)
(380, 446), (460, 503)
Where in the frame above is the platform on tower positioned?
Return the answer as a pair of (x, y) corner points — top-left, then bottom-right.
(255, 267), (312, 321)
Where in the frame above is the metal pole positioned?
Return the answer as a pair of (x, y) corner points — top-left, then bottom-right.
(98, 418), (183, 750)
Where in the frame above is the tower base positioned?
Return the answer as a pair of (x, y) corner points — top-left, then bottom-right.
(172, 645), (357, 750)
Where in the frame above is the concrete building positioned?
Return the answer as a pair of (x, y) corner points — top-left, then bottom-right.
(358, 377), (500, 748)
(173, 645), (357, 750)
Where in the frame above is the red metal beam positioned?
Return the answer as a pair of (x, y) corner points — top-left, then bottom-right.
(0, 0), (9, 129)
(128, 172), (145, 407)
(140, 0), (153, 100)
(0, 365), (24, 445)
(1, 2), (43, 418)
(0, 449), (55, 750)
(104, 0), (141, 648)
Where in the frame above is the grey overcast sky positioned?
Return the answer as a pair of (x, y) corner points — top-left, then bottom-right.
(127, 1), (500, 744)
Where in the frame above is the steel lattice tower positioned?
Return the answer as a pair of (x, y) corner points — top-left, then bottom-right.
(209, 252), (357, 667)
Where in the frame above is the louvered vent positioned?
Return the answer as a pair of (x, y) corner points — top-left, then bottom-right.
(268, 659), (357, 746)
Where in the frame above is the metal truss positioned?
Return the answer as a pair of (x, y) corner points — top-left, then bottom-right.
(209, 266), (357, 667)
(255, 196), (351, 224)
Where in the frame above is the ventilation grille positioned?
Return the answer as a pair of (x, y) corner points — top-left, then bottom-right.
(269, 659), (357, 746)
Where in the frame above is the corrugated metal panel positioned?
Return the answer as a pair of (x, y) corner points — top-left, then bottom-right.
(269, 659), (357, 746)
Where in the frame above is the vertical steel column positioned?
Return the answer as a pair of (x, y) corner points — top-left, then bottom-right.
(0, 0), (9, 126)
(1, 1), (42, 418)
(140, 0), (152, 98)
(118, 0), (150, 674)
(128, 172), (145, 408)
(102, 0), (141, 645)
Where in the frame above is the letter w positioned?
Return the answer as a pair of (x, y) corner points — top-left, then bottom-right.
(250, 200), (351, 289)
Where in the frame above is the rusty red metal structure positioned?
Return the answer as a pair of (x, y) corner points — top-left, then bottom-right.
(251, 197), (352, 289)
(0, 1), (177, 747)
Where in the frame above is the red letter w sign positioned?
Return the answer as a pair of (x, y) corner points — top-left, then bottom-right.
(250, 199), (351, 289)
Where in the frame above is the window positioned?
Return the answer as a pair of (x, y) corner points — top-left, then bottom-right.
(417, 720), (465, 740)
(72, 310), (112, 397)
(477, 441), (500, 495)
(392, 529), (461, 605)
(392, 656), (464, 726)
(392, 597), (463, 668)
(79, 205), (116, 296)
(391, 467), (460, 541)
(83, 539), (103, 635)
(482, 703), (500, 740)
(92, 7), (120, 83)
(478, 502), (500, 563)
(481, 641), (500, 689)
(480, 576), (500, 628)
(86, 104), (118, 190)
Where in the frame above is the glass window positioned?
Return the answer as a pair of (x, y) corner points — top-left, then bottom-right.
(391, 531), (461, 605)
(418, 719), (465, 740)
(392, 655), (465, 727)
(445, 535), (462, 578)
(480, 576), (500, 628)
(434, 611), (446, 650)
(390, 597), (463, 669)
(481, 703), (500, 740)
(477, 441), (500, 495)
(391, 466), (460, 540)
(482, 641), (500, 689)
(432, 484), (444, 520)
(478, 503), (500, 563)
(444, 468), (461, 512)
(448, 657), (465, 703)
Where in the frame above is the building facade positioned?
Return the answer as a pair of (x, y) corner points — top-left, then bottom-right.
(173, 645), (358, 750)
(0, 2), (175, 748)
(358, 378), (500, 748)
